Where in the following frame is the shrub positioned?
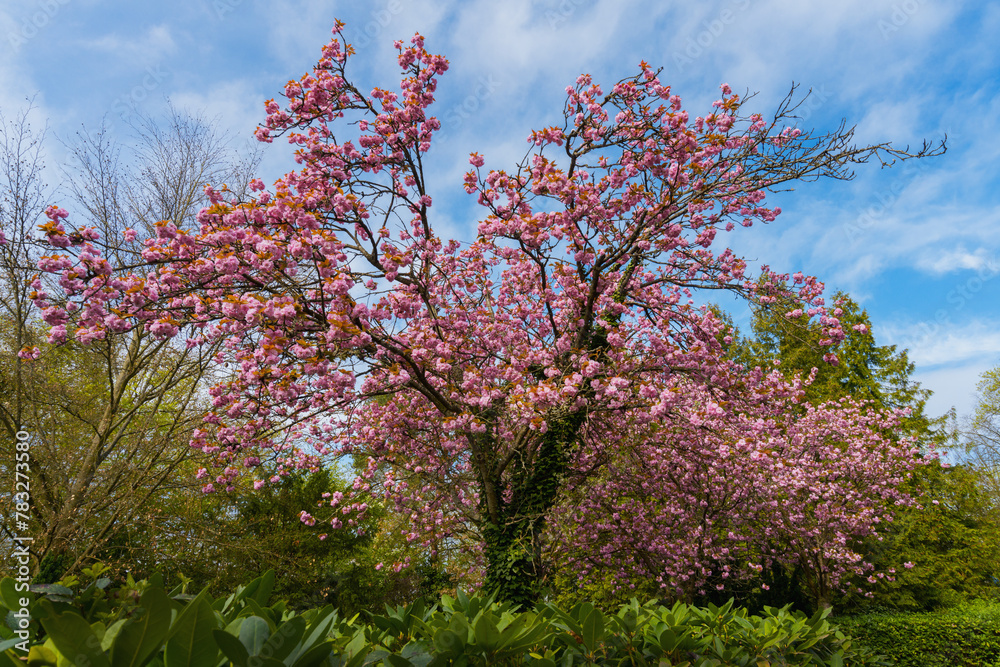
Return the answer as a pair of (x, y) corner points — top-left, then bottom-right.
(835, 601), (1000, 667)
(0, 569), (889, 666)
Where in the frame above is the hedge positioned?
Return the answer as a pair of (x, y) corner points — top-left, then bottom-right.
(835, 601), (1000, 667)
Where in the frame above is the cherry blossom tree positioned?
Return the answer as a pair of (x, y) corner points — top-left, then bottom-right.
(30, 22), (941, 605)
(548, 353), (923, 609)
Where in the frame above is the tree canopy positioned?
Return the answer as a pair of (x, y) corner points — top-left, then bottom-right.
(24, 22), (942, 606)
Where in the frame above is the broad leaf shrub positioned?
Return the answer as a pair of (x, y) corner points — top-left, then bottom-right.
(835, 601), (1000, 667)
(0, 570), (887, 666)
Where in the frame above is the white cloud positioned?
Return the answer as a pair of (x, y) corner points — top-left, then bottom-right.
(168, 80), (262, 142)
(855, 99), (926, 146)
(82, 23), (177, 65)
(916, 247), (999, 275)
(914, 360), (995, 423)
(880, 320), (1000, 370)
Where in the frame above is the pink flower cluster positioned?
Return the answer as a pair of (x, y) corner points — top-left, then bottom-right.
(29, 23), (926, 596)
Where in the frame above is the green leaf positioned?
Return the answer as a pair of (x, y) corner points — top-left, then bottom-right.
(341, 632), (370, 667)
(433, 629), (463, 656)
(4, 610), (19, 635)
(473, 613), (499, 651)
(234, 580), (261, 605)
(258, 616), (305, 664)
(110, 586), (173, 667)
(25, 645), (59, 667)
(36, 599), (109, 667)
(581, 607), (604, 651)
(242, 598), (278, 632)
(447, 612), (470, 642)
(285, 607), (337, 666)
(528, 658), (556, 667)
(239, 616), (271, 656)
(163, 590), (218, 667)
(250, 658), (285, 667)
(658, 628), (679, 652)
(0, 649), (25, 667)
(289, 640), (335, 667)
(101, 619), (128, 652)
(213, 628), (250, 667)
(0, 640), (17, 655)
(0, 579), (26, 612)
(399, 642), (433, 667)
(382, 654), (413, 667)
(253, 570), (276, 607)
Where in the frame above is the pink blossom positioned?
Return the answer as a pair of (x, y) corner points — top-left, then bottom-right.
(29, 22), (928, 602)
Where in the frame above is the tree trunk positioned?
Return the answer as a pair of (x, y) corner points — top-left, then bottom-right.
(482, 408), (586, 607)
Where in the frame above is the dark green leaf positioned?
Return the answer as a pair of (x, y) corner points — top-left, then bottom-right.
(473, 613), (499, 651)
(289, 640), (335, 667)
(253, 570), (276, 607)
(258, 615), (305, 664)
(110, 586), (173, 667)
(36, 599), (109, 667)
(213, 628), (250, 667)
(164, 590), (218, 667)
(239, 616), (271, 656)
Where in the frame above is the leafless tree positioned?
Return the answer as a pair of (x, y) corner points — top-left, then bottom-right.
(0, 103), (262, 579)
(964, 370), (1000, 508)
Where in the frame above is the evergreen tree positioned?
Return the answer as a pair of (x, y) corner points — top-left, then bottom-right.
(731, 290), (946, 446)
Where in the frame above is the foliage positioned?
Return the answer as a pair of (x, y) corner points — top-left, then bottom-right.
(547, 389), (924, 611)
(699, 291), (963, 612)
(835, 601), (1000, 667)
(837, 460), (1000, 613)
(32, 21), (942, 605)
(965, 365), (1000, 505)
(729, 290), (943, 445)
(728, 290), (1000, 612)
(0, 570), (889, 666)
(85, 469), (384, 612)
(0, 105), (258, 580)
(78, 467), (458, 617)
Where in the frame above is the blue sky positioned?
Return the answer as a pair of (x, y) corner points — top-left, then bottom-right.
(3, 0), (998, 428)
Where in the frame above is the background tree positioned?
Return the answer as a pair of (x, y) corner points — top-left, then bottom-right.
(0, 102), (49, 450)
(700, 291), (974, 612)
(839, 460), (1000, 612)
(730, 289), (944, 445)
(34, 25), (942, 606)
(0, 106), (261, 581)
(0, 102), (55, 575)
(554, 291), (956, 613)
(92, 467), (420, 614)
(0, 104), (457, 611)
(965, 366), (1000, 503)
